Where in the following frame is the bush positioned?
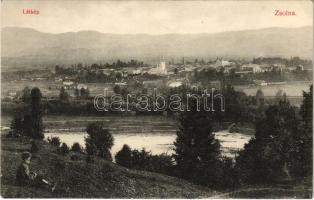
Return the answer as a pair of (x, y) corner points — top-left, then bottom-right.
(48, 136), (61, 147)
(59, 143), (70, 155)
(10, 116), (23, 137)
(149, 153), (174, 176)
(131, 149), (151, 170)
(71, 142), (83, 153)
(131, 149), (174, 176)
(115, 144), (132, 168)
(85, 123), (114, 161)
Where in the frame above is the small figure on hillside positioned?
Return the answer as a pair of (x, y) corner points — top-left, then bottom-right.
(16, 152), (57, 192)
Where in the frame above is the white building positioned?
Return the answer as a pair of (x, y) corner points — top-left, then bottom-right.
(63, 81), (74, 86)
(241, 64), (263, 73)
(148, 60), (167, 75)
(168, 81), (183, 88)
(77, 84), (88, 90)
(63, 81), (75, 89)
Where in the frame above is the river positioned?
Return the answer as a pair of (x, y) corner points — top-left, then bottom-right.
(45, 130), (252, 158)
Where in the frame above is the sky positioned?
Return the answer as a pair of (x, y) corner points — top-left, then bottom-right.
(1, 1), (313, 34)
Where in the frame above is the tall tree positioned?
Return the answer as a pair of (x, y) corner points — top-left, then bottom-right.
(59, 87), (69, 103)
(80, 88), (86, 99)
(236, 99), (300, 184)
(300, 85), (313, 131)
(292, 85), (313, 177)
(173, 100), (221, 187)
(22, 115), (33, 137)
(74, 88), (80, 98)
(255, 89), (265, 107)
(85, 88), (90, 98)
(31, 87), (44, 139)
(21, 86), (31, 103)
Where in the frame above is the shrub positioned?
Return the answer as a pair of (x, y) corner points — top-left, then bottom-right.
(149, 153), (174, 176)
(10, 116), (23, 137)
(130, 148), (174, 176)
(131, 148), (152, 170)
(115, 144), (132, 168)
(48, 136), (61, 147)
(85, 123), (114, 161)
(71, 142), (83, 153)
(59, 143), (70, 155)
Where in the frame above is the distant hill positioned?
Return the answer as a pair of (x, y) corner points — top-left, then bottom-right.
(1, 26), (313, 68)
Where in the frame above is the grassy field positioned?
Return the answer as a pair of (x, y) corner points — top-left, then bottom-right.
(1, 132), (312, 198)
(212, 183), (313, 198)
(0, 134), (216, 198)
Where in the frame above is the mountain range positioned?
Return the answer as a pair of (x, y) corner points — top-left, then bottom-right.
(1, 26), (312, 68)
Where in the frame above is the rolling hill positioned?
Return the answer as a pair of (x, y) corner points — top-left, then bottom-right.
(1, 26), (312, 68)
(1, 135), (216, 198)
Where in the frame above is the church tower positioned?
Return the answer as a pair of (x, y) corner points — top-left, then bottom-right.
(158, 56), (167, 75)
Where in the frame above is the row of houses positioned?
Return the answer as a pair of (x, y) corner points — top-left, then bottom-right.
(195, 59), (306, 74)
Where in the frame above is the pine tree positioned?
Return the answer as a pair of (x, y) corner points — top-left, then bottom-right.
(300, 85), (313, 131)
(293, 85), (313, 177)
(255, 89), (265, 107)
(31, 87), (44, 139)
(23, 115), (33, 137)
(59, 87), (69, 103)
(174, 100), (221, 187)
(236, 99), (300, 184)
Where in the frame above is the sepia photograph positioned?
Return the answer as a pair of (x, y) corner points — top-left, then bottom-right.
(1, 0), (313, 198)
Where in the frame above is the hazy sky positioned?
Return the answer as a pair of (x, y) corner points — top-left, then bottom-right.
(1, 1), (313, 34)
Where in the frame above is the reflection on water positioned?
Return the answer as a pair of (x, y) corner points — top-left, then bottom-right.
(45, 130), (252, 158)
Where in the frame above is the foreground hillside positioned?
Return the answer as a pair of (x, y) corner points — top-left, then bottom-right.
(0, 135), (216, 198)
(1, 134), (312, 198)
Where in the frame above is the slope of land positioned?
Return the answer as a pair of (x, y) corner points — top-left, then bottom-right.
(0, 134), (216, 198)
(1, 132), (312, 198)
